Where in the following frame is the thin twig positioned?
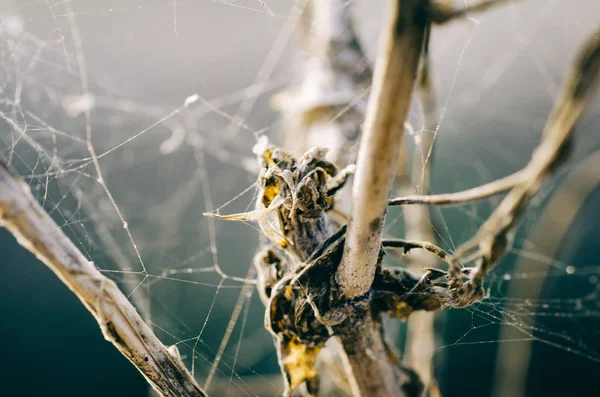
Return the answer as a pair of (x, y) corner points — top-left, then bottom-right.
(389, 169), (523, 206)
(454, 25), (600, 288)
(383, 239), (451, 263)
(0, 159), (207, 397)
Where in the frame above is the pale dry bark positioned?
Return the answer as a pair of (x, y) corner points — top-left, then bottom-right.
(337, 0), (427, 299)
(333, 1), (429, 395)
(389, 170), (523, 206)
(0, 160), (206, 397)
(278, 0), (427, 394)
(3, 117), (153, 323)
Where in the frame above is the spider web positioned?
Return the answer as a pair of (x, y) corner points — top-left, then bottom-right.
(0, 1), (599, 396)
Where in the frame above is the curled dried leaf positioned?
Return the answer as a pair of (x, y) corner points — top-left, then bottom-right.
(203, 194), (284, 221)
(277, 336), (324, 396)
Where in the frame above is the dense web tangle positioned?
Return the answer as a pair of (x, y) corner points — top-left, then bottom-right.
(0, 1), (599, 396)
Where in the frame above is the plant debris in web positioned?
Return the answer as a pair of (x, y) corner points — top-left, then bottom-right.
(206, 144), (487, 395)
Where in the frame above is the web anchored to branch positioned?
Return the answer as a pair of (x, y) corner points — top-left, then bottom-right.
(205, 1), (600, 396)
(1, 1), (600, 397)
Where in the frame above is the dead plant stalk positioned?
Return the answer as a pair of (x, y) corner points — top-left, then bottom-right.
(334, 0), (428, 395)
(0, 162), (206, 397)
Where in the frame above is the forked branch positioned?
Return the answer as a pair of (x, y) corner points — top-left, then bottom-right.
(0, 160), (207, 397)
(453, 25), (600, 288)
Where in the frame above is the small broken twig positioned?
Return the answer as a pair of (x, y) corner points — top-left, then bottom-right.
(383, 239), (451, 263)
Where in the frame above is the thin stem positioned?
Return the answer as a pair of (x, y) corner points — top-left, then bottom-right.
(0, 160), (207, 397)
(382, 239), (451, 263)
(455, 26), (600, 287)
(389, 169), (523, 206)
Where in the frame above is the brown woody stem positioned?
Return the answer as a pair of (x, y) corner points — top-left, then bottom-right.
(0, 160), (207, 397)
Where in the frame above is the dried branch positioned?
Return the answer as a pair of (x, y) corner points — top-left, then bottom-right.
(389, 169), (523, 206)
(337, 0), (428, 299)
(347, 13), (600, 333)
(383, 239), (451, 262)
(210, 0), (376, 393)
(453, 25), (600, 289)
(0, 160), (207, 397)
(207, 3), (598, 397)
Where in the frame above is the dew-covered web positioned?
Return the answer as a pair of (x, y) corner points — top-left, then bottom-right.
(1, 1), (599, 396)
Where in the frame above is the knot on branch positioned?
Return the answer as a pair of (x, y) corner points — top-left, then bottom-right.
(261, 225), (486, 395)
(373, 266), (486, 315)
(211, 145), (493, 394)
